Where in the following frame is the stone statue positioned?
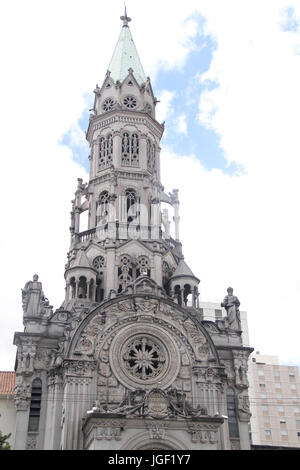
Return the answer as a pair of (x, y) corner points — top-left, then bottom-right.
(221, 287), (241, 330)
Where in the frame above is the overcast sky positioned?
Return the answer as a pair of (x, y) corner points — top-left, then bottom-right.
(1, 0), (300, 370)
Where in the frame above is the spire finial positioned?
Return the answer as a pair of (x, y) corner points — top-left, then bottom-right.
(120, 3), (131, 27)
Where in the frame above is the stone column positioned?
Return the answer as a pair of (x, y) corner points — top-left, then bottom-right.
(173, 201), (180, 242)
(13, 375), (31, 450)
(92, 139), (98, 178)
(140, 134), (148, 171)
(153, 251), (162, 287)
(113, 131), (121, 167)
(43, 370), (64, 449)
(61, 361), (96, 450)
(108, 194), (117, 240)
(118, 194), (128, 240)
(105, 245), (116, 297)
(151, 199), (160, 240)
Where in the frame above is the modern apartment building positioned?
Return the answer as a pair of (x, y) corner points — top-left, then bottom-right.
(249, 353), (300, 447)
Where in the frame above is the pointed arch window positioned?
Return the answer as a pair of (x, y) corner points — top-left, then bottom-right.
(125, 188), (139, 223)
(136, 256), (150, 277)
(96, 191), (109, 226)
(226, 388), (240, 438)
(118, 254), (133, 293)
(28, 378), (42, 432)
(92, 255), (106, 302)
(122, 132), (139, 167)
(99, 134), (113, 169)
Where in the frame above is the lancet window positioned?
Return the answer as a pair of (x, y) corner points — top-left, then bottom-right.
(136, 256), (150, 277)
(99, 134), (113, 169)
(96, 191), (109, 226)
(125, 188), (139, 223)
(226, 388), (240, 438)
(28, 378), (42, 432)
(118, 254), (133, 293)
(147, 139), (156, 173)
(162, 261), (171, 295)
(121, 132), (139, 167)
(92, 255), (105, 302)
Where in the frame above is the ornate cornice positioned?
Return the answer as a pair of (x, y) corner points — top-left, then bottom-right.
(87, 110), (164, 142)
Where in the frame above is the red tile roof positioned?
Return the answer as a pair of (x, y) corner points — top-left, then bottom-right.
(0, 372), (16, 395)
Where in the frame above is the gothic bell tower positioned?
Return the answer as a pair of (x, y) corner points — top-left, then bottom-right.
(14, 11), (253, 451)
(64, 10), (199, 310)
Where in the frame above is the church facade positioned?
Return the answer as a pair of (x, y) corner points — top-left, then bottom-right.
(13, 12), (253, 451)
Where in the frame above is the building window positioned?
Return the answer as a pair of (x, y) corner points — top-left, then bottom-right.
(118, 254), (133, 293)
(123, 95), (137, 109)
(78, 276), (87, 299)
(121, 132), (139, 166)
(258, 370), (265, 376)
(215, 309), (222, 319)
(265, 429), (271, 439)
(96, 191), (109, 226)
(28, 378), (42, 432)
(259, 383), (266, 389)
(92, 255), (106, 302)
(226, 388), (239, 438)
(290, 384), (297, 391)
(99, 134), (113, 168)
(102, 97), (115, 112)
(262, 405), (269, 414)
(136, 256), (150, 277)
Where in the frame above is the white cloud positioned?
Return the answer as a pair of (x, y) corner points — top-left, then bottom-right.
(0, 0), (300, 370)
(176, 113), (188, 135)
(155, 90), (175, 124)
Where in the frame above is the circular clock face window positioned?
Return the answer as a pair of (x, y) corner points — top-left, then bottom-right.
(102, 98), (115, 112)
(123, 96), (137, 109)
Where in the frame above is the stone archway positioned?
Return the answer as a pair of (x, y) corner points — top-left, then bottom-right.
(121, 431), (188, 451)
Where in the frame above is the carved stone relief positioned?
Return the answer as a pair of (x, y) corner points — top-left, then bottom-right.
(237, 390), (251, 421)
(187, 423), (219, 444)
(14, 375), (31, 411)
(233, 351), (249, 389)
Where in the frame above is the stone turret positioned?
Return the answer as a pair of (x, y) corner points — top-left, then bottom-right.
(169, 258), (200, 308)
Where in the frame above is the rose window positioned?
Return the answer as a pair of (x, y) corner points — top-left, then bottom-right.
(123, 337), (165, 380)
(102, 98), (115, 112)
(123, 96), (137, 109)
(110, 325), (180, 389)
(92, 256), (105, 272)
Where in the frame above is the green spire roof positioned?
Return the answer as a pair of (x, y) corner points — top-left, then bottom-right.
(108, 12), (147, 86)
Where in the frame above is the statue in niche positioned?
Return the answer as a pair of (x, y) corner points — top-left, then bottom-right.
(221, 287), (241, 330)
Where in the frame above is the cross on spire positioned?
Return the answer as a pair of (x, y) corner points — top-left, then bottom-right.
(120, 3), (131, 27)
